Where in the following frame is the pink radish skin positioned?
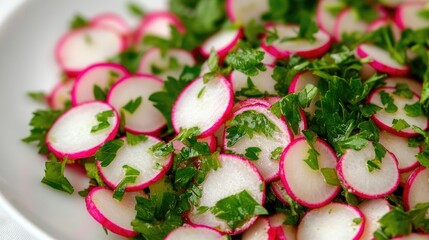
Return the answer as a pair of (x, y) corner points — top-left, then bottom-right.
(261, 24), (331, 59)
(97, 136), (173, 191)
(268, 213), (297, 240)
(367, 87), (429, 137)
(358, 199), (391, 240)
(200, 29), (243, 59)
(337, 142), (400, 199)
(384, 77), (423, 95)
(71, 62), (128, 106)
(357, 44), (410, 76)
(400, 169), (414, 186)
(259, 47), (277, 65)
(395, 2), (429, 30)
(48, 80), (74, 110)
(270, 180), (290, 205)
(187, 154), (265, 235)
(288, 71), (319, 116)
(391, 233), (429, 240)
(242, 217), (276, 240)
(403, 167), (429, 211)
(226, 0), (269, 24)
(107, 74), (166, 135)
(165, 225), (228, 240)
(85, 187), (141, 237)
(297, 203), (365, 240)
(230, 65), (277, 96)
(172, 76), (234, 138)
(90, 13), (130, 36)
(173, 135), (218, 153)
(368, 18), (401, 41)
(316, 0), (341, 36)
(233, 99), (271, 112)
(46, 101), (119, 160)
(280, 137), (340, 208)
(55, 27), (127, 77)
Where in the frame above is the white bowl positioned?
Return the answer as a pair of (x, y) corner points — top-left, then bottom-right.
(0, 1), (166, 239)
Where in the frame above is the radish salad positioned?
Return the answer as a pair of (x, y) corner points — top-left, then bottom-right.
(22, 0), (429, 239)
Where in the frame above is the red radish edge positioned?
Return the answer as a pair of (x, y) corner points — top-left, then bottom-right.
(403, 166), (427, 210)
(200, 29), (243, 59)
(90, 13), (130, 35)
(48, 80), (74, 110)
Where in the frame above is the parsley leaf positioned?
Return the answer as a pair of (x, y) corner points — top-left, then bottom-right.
(394, 84), (414, 99)
(244, 147), (262, 161)
(416, 151), (429, 168)
(27, 91), (46, 103)
(113, 165), (140, 201)
(41, 156), (74, 194)
(377, 207), (412, 239)
(270, 147), (283, 160)
(109, 48), (143, 73)
(235, 77), (265, 98)
(122, 96), (142, 114)
(361, 103), (382, 117)
(95, 139), (124, 167)
(320, 168), (340, 186)
(91, 110), (114, 133)
(380, 91), (398, 113)
(226, 42), (266, 76)
(69, 14), (88, 29)
(392, 119), (410, 132)
(128, 3), (145, 17)
(126, 132), (148, 146)
(174, 167), (197, 188)
(282, 11), (318, 43)
(404, 102), (424, 117)
(93, 85), (108, 101)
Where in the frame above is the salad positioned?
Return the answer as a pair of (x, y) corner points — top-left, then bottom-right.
(22, 0), (429, 239)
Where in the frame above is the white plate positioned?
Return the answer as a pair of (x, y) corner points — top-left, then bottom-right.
(0, 0), (166, 239)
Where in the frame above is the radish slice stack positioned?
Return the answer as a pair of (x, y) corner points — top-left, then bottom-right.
(357, 44), (410, 76)
(358, 199), (391, 240)
(165, 225), (228, 240)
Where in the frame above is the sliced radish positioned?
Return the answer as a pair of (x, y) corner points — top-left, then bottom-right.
(400, 169), (414, 186)
(270, 180), (290, 205)
(242, 217), (275, 240)
(268, 213), (297, 240)
(261, 24), (331, 59)
(378, 130), (421, 172)
(55, 27), (126, 76)
(297, 203), (365, 240)
(316, 0), (341, 36)
(368, 18), (401, 41)
(224, 105), (292, 181)
(226, 0), (269, 24)
(280, 137), (340, 208)
(403, 167), (429, 210)
(173, 135), (218, 153)
(337, 142), (400, 199)
(233, 98), (271, 112)
(85, 187), (141, 237)
(90, 13), (130, 36)
(46, 101), (119, 160)
(187, 154), (265, 234)
(107, 74), (166, 135)
(288, 71), (319, 116)
(165, 225), (228, 240)
(395, 2), (429, 30)
(384, 77), (423, 95)
(138, 48), (195, 80)
(172, 76), (233, 138)
(48, 80), (74, 110)
(360, 63), (378, 81)
(368, 87), (429, 137)
(230, 65), (277, 96)
(356, 44), (410, 76)
(358, 199), (391, 240)
(391, 233), (429, 240)
(97, 135), (173, 191)
(71, 63), (128, 106)
(259, 47), (277, 65)
(200, 28), (242, 58)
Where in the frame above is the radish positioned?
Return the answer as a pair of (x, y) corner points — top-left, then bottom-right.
(223, 105), (292, 181)
(107, 74), (166, 135)
(46, 101), (119, 160)
(368, 18), (401, 41)
(97, 135), (173, 191)
(400, 169), (414, 186)
(90, 13), (130, 36)
(367, 87), (429, 137)
(337, 142), (400, 199)
(358, 199), (391, 240)
(268, 213), (297, 240)
(241, 217), (276, 240)
(356, 44), (410, 76)
(173, 135), (218, 153)
(316, 0), (341, 36)
(55, 27), (126, 76)
(71, 63), (128, 106)
(138, 48), (195, 80)
(297, 202), (365, 240)
(361, 63), (378, 81)
(279, 137), (340, 208)
(226, 0), (269, 24)
(261, 24), (331, 59)
(378, 130), (420, 172)
(384, 77), (423, 95)
(200, 28), (242, 58)
(230, 65), (276, 96)
(233, 98), (271, 112)
(403, 167), (429, 210)
(48, 80), (74, 110)
(172, 76), (233, 138)
(288, 71), (319, 116)
(395, 2), (429, 30)
(85, 187), (142, 237)
(391, 233), (429, 240)
(270, 180), (290, 206)
(187, 154), (265, 234)
(259, 47), (277, 65)
(165, 225), (228, 240)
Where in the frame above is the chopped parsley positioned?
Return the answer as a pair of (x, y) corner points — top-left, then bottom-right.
(113, 165), (140, 201)
(122, 96), (142, 114)
(225, 42), (266, 76)
(93, 85), (108, 101)
(392, 119), (410, 132)
(69, 14), (88, 29)
(91, 110), (115, 133)
(320, 168), (340, 186)
(127, 2), (145, 17)
(379, 91), (398, 113)
(404, 102), (424, 117)
(244, 147), (262, 161)
(27, 91), (46, 103)
(41, 155), (74, 194)
(95, 139), (124, 167)
(270, 147), (283, 161)
(126, 132), (148, 146)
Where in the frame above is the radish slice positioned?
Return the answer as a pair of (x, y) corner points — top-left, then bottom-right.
(224, 105), (292, 181)
(280, 137), (340, 208)
(85, 187), (141, 237)
(316, 0), (341, 36)
(259, 47), (277, 65)
(55, 27), (126, 76)
(395, 2), (429, 30)
(358, 199), (391, 240)
(138, 48), (195, 80)
(200, 28), (242, 58)
(360, 63), (378, 81)
(173, 135), (218, 153)
(242, 217), (275, 240)
(90, 13), (130, 36)
(368, 18), (401, 41)
(71, 63), (128, 106)
(187, 154), (265, 234)
(378, 130), (421, 172)
(337, 142), (400, 199)
(172, 76), (233, 138)
(400, 169), (414, 186)
(226, 0), (269, 24)
(297, 203), (365, 240)
(233, 99), (271, 112)
(368, 87), (429, 137)
(403, 167), (429, 210)
(165, 225), (228, 240)
(107, 74), (166, 135)
(97, 135), (173, 191)
(268, 213), (297, 240)
(230, 65), (276, 96)
(391, 233), (429, 240)
(356, 44), (410, 76)
(384, 77), (423, 95)
(46, 101), (119, 160)
(48, 80), (74, 110)
(261, 24), (331, 59)
(288, 71), (319, 116)
(270, 180), (290, 205)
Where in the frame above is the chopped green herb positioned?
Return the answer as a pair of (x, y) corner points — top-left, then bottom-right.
(353, 218), (362, 225)
(367, 159), (381, 172)
(91, 110), (114, 133)
(174, 167), (197, 188)
(281, 12), (318, 43)
(304, 148), (320, 170)
(41, 156), (74, 194)
(128, 2), (145, 17)
(392, 119), (410, 132)
(270, 147), (283, 160)
(380, 91), (398, 113)
(244, 147), (262, 161)
(416, 151), (429, 168)
(113, 165), (140, 200)
(197, 86), (206, 99)
(404, 102), (423, 117)
(27, 91), (46, 103)
(122, 96), (142, 114)
(93, 85), (108, 101)
(320, 168), (340, 186)
(361, 103), (382, 117)
(95, 139), (124, 167)
(69, 14), (88, 29)
(394, 84), (414, 99)
(226, 42), (266, 76)
(235, 77), (265, 98)
(126, 132), (148, 146)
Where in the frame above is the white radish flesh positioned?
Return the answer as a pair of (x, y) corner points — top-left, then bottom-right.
(172, 76), (233, 137)
(358, 199), (391, 240)
(233, 99), (271, 112)
(316, 0), (341, 36)
(357, 44), (410, 76)
(259, 47), (277, 65)
(107, 74), (166, 135)
(395, 2), (429, 30)
(200, 29), (242, 58)
(230, 65), (276, 96)
(165, 225), (228, 240)
(226, 0), (269, 24)
(90, 13), (130, 36)
(48, 80), (74, 110)
(384, 77), (423, 95)
(297, 203), (365, 240)
(242, 217), (275, 240)
(270, 180), (290, 205)
(288, 71), (319, 116)
(391, 233), (429, 240)
(46, 101), (119, 160)
(403, 167), (429, 210)
(337, 142), (400, 199)
(268, 213), (297, 240)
